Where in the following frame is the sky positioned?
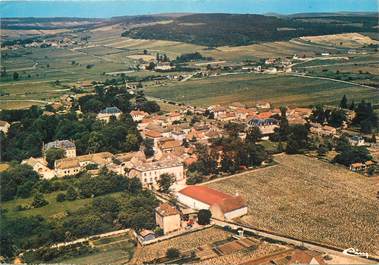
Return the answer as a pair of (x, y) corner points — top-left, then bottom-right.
(1, 0), (378, 18)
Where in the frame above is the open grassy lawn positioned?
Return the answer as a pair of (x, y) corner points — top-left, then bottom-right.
(145, 73), (379, 107)
(206, 154), (379, 254)
(2, 191), (123, 220)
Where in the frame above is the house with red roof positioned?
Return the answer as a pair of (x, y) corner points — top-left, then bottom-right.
(176, 186), (248, 220)
(130, 110), (149, 122)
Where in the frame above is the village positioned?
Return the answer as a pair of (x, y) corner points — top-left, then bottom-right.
(1, 76), (378, 264)
(2, 5), (379, 264)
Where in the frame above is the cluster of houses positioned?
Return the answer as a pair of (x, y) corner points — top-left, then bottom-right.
(17, 98), (377, 181)
(3, 36), (87, 50)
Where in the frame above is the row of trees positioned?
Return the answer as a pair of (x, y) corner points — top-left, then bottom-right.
(310, 105), (347, 128)
(340, 95), (378, 133)
(0, 110), (142, 162)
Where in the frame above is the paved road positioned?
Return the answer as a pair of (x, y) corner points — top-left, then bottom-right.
(213, 219), (379, 263)
(290, 73), (379, 90)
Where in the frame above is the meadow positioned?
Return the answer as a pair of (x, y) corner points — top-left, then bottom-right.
(206, 154), (379, 254)
(2, 191), (123, 220)
(145, 73), (379, 107)
(1, 23), (378, 110)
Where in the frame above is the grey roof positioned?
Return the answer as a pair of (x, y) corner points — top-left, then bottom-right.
(248, 118), (278, 126)
(45, 140), (75, 150)
(100, 107), (122, 114)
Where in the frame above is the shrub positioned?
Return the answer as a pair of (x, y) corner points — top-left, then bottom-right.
(197, 209), (212, 225)
(32, 193), (49, 208)
(166, 248), (180, 259)
(56, 193), (66, 202)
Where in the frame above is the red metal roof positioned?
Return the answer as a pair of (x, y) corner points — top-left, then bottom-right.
(179, 186), (232, 205)
(178, 186), (246, 213)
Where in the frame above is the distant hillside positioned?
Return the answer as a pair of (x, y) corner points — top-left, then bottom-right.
(0, 15), (166, 31)
(0, 17), (104, 30)
(121, 13), (378, 47)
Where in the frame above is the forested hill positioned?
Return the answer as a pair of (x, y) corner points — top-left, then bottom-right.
(121, 13), (379, 46)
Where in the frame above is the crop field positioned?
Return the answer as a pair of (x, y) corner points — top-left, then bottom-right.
(145, 73), (379, 107)
(300, 33), (379, 48)
(57, 235), (135, 265)
(130, 227), (231, 264)
(197, 241), (285, 265)
(206, 154), (379, 254)
(0, 100), (45, 110)
(202, 40), (338, 61)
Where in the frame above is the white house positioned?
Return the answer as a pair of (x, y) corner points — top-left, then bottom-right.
(177, 186), (248, 220)
(155, 203), (181, 234)
(130, 110), (149, 122)
(21, 157), (55, 179)
(97, 107), (122, 123)
(128, 157), (184, 188)
(44, 140), (76, 158)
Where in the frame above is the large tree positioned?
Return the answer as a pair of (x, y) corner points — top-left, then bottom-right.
(197, 209), (212, 225)
(246, 126), (262, 144)
(339, 95), (348, 109)
(158, 173), (175, 193)
(45, 147), (65, 169)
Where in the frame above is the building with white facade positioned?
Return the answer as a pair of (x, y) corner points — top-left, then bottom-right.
(177, 186), (248, 221)
(130, 110), (149, 122)
(128, 157), (184, 188)
(44, 140), (76, 158)
(21, 157), (55, 179)
(155, 203), (181, 234)
(96, 107), (122, 123)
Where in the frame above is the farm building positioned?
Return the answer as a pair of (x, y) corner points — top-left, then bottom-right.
(155, 203), (181, 234)
(177, 186), (247, 220)
(139, 229), (156, 242)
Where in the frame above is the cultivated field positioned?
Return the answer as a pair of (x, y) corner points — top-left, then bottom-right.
(57, 234), (135, 265)
(197, 241), (286, 265)
(300, 33), (379, 48)
(130, 227), (231, 264)
(145, 73), (379, 107)
(203, 40), (337, 61)
(206, 154), (379, 254)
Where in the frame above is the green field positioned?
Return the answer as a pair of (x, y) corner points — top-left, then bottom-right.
(1, 22), (378, 110)
(2, 191), (123, 219)
(57, 237), (135, 265)
(145, 73), (379, 107)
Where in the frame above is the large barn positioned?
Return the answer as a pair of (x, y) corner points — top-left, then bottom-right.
(177, 185), (248, 220)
